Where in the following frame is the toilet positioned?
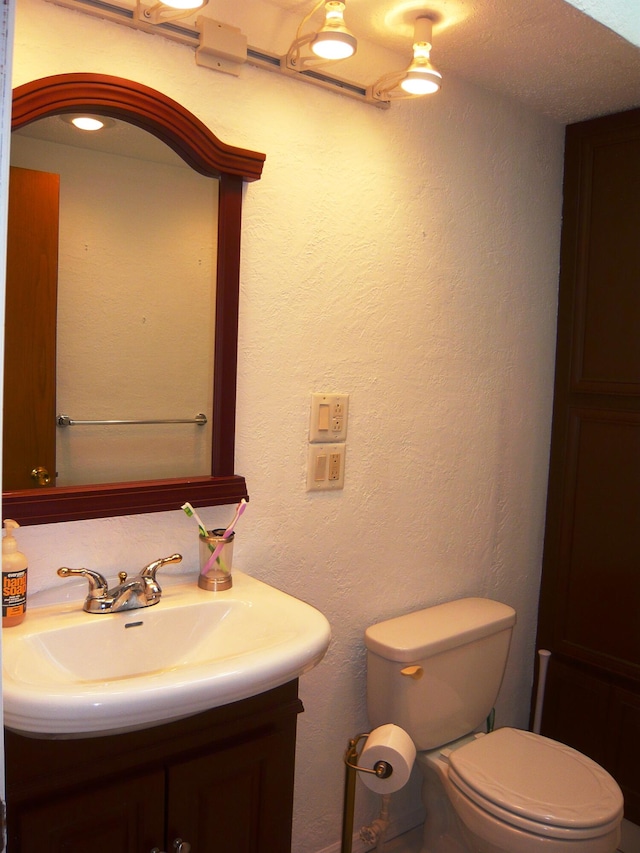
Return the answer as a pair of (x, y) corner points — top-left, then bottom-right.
(365, 597), (623, 853)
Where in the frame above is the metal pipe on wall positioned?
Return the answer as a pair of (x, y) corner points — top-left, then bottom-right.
(532, 648), (552, 734)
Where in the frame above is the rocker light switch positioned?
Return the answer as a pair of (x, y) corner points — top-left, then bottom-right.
(318, 404), (330, 431)
(307, 443), (345, 490)
(309, 393), (349, 442)
(314, 453), (327, 481)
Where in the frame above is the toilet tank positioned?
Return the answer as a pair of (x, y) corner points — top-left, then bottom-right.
(365, 598), (516, 751)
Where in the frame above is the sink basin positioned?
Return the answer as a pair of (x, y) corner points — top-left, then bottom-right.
(2, 571), (331, 738)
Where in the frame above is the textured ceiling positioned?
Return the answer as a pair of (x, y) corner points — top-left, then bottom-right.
(252, 0), (640, 123)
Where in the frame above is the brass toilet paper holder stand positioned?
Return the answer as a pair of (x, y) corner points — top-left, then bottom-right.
(341, 732), (393, 853)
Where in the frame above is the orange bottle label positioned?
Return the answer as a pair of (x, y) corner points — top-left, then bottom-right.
(2, 569), (27, 617)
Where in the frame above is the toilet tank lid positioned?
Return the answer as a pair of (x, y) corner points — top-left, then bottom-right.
(365, 598), (516, 662)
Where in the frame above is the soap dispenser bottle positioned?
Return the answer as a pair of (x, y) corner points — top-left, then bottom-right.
(2, 519), (28, 627)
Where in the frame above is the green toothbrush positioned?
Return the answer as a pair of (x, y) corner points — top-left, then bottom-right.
(181, 502), (214, 551)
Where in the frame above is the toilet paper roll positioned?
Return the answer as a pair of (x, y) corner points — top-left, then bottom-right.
(359, 723), (416, 794)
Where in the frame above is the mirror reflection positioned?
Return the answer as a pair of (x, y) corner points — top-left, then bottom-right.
(5, 117), (218, 489)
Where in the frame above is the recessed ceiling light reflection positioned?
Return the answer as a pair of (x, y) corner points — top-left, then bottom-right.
(61, 115), (116, 132)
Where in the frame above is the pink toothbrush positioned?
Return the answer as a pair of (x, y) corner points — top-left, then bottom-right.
(202, 499), (247, 575)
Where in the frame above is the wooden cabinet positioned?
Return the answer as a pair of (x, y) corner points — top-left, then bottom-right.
(534, 106), (640, 822)
(5, 681), (303, 853)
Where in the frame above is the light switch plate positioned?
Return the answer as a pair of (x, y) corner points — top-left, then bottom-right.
(309, 393), (349, 443)
(306, 443), (345, 491)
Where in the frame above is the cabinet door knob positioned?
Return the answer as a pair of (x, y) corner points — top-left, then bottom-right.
(150, 840), (191, 853)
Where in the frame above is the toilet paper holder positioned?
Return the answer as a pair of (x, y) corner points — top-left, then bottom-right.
(344, 732), (393, 780)
(341, 732), (391, 853)
(341, 725), (416, 853)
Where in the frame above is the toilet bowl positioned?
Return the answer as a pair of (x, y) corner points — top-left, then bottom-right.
(365, 598), (624, 853)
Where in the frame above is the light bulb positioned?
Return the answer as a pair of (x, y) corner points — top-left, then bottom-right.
(311, 1), (356, 60)
(312, 30), (356, 59)
(400, 66), (442, 96)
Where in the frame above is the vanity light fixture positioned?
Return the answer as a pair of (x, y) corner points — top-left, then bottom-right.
(370, 16), (442, 102)
(284, 0), (356, 72)
(46, 0), (444, 108)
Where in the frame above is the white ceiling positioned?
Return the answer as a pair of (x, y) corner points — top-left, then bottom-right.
(245, 0), (640, 123)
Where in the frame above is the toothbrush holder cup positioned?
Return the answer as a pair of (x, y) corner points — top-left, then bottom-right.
(198, 529), (234, 591)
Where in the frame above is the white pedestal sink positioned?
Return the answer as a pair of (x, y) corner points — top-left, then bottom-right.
(2, 571), (331, 738)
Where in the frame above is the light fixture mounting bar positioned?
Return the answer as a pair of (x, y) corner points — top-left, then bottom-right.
(46, 0), (200, 45)
(248, 47), (388, 108)
(44, 0), (393, 107)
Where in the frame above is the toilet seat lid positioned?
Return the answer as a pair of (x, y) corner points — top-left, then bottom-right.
(448, 728), (623, 831)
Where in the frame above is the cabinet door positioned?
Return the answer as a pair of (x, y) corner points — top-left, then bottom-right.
(168, 726), (297, 853)
(535, 105), (640, 821)
(4, 166), (58, 491)
(11, 770), (165, 852)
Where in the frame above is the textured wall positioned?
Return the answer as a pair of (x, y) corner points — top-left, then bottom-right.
(10, 0), (564, 849)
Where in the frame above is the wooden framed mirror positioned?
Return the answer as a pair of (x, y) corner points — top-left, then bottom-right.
(3, 73), (265, 525)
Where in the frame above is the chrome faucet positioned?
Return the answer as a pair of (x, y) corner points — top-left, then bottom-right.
(57, 553), (182, 614)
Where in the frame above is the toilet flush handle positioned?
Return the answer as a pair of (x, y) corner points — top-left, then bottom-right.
(400, 665), (423, 680)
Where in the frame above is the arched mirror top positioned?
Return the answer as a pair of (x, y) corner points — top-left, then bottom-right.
(4, 73), (265, 525)
(12, 73), (265, 181)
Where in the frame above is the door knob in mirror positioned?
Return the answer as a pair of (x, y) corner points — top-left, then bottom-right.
(29, 466), (51, 486)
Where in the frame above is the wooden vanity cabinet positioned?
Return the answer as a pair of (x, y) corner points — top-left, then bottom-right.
(5, 680), (303, 853)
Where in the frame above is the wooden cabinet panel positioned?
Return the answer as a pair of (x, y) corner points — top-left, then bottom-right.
(555, 409), (640, 678)
(570, 114), (640, 394)
(577, 136), (640, 388)
(6, 681), (303, 853)
(608, 688), (640, 821)
(541, 661), (640, 821)
(541, 656), (610, 765)
(168, 726), (296, 853)
(15, 771), (165, 852)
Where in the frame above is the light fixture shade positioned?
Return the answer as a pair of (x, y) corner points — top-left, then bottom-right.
(311, 29), (356, 59)
(311, 1), (356, 60)
(400, 62), (442, 95)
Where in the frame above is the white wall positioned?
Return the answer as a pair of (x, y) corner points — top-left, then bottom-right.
(10, 0), (564, 849)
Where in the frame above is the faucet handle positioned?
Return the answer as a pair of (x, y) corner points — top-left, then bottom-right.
(57, 567), (109, 599)
(140, 553), (182, 581)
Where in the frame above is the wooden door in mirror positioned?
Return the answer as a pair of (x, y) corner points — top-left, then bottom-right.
(3, 74), (265, 524)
